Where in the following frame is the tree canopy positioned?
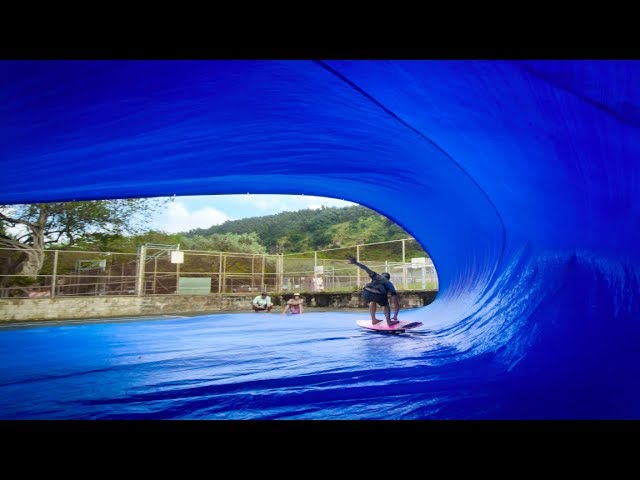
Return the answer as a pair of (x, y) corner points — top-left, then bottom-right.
(184, 205), (416, 254)
(0, 199), (171, 285)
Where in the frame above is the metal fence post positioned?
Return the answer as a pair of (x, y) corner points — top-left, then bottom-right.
(356, 245), (360, 287)
(153, 257), (158, 295)
(277, 254), (283, 293)
(218, 253), (223, 295)
(221, 254), (227, 294)
(135, 244), (146, 296)
(51, 250), (59, 298)
(402, 239), (407, 289)
(175, 252), (180, 294)
(313, 250), (318, 292)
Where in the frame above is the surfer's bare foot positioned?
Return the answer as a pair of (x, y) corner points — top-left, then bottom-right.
(371, 319), (383, 325)
(387, 319), (400, 327)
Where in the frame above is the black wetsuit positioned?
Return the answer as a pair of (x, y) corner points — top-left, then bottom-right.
(362, 271), (397, 306)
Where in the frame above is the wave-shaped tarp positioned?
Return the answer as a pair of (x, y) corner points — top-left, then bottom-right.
(1, 60), (639, 419)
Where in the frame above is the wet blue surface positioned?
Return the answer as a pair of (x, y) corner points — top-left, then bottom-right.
(0, 312), (455, 419)
(1, 60), (639, 418)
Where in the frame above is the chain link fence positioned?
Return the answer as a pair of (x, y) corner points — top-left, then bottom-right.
(281, 238), (437, 293)
(0, 238), (437, 298)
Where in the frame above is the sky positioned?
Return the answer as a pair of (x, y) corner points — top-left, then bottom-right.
(149, 194), (358, 234)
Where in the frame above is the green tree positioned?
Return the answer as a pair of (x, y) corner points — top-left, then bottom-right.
(181, 232), (267, 254)
(182, 204), (428, 256)
(0, 199), (171, 286)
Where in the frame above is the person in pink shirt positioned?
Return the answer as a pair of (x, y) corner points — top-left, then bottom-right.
(282, 293), (304, 315)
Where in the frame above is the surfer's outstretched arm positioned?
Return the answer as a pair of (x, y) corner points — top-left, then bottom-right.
(346, 256), (375, 276)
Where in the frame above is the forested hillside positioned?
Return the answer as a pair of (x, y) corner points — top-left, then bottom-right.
(184, 205), (425, 255)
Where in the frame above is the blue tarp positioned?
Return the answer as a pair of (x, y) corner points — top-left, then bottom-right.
(1, 60), (639, 419)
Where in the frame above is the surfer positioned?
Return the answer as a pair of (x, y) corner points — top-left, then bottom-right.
(347, 256), (400, 327)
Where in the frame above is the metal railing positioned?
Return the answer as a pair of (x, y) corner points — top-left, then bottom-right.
(0, 238), (438, 298)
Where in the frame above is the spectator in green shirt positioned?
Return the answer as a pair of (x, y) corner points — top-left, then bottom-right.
(252, 291), (273, 312)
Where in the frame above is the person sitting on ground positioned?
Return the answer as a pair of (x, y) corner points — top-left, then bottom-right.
(282, 293), (304, 315)
(347, 256), (400, 327)
(252, 291), (273, 312)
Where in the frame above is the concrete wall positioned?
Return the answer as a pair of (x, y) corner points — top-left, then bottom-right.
(0, 291), (437, 323)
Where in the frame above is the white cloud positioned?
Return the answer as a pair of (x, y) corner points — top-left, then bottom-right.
(0, 206), (27, 237)
(246, 196), (289, 211)
(157, 202), (231, 233)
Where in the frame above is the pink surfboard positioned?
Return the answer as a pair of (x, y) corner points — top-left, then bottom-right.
(356, 319), (423, 332)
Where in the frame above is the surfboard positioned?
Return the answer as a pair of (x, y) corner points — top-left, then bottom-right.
(356, 320), (423, 332)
